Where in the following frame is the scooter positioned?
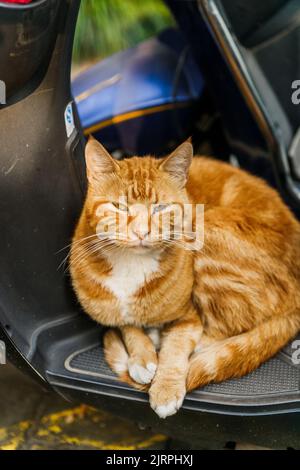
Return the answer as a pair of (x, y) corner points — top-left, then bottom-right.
(1, 0), (300, 449)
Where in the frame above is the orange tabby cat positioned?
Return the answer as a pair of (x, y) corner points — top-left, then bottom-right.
(70, 137), (300, 418)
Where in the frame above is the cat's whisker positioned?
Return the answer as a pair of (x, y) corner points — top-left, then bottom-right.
(58, 238), (106, 271)
(70, 244), (118, 272)
(67, 248), (104, 273)
(66, 239), (114, 273)
(57, 235), (112, 270)
(72, 238), (113, 256)
(56, 233), (100, 254)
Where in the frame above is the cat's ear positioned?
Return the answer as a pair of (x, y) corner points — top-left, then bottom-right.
(159, 138), (193, 188)
(85, 136), (120, 183)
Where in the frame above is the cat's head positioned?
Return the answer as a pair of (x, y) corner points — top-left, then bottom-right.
(84, 137), (194, 254)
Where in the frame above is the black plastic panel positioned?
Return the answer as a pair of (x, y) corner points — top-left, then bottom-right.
(0, 0), (61, 102)
(0, 0), (84, 363)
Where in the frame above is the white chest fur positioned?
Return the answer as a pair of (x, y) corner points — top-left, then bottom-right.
(101, 250), (160, 320)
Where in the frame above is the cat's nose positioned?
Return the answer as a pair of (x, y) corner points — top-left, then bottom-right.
(132, 227), (149, 240)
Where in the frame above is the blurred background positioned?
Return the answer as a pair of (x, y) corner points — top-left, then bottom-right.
(71, 0), (206, 158)
(72, 0), (174, 72)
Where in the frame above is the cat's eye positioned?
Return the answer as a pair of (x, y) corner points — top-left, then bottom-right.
(152, 204), (170, 214)
(112, 202), (128, 212)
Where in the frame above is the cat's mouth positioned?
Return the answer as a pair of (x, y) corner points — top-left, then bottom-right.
(128, 239), (153, 250)
(114, 238), (161, 252)
(129, 245), (152, 254)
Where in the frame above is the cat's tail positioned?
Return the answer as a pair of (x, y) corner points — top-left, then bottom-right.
(186, 309), (300, 392)
(103, 329), (149, 391)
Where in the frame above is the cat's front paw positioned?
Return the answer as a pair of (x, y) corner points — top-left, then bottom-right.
(128, 358), (157, 385)
(149, 379), (186, 419)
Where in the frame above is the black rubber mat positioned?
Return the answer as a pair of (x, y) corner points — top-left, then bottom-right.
(65, 334), (300, 405)
(66, 345), (116, 379)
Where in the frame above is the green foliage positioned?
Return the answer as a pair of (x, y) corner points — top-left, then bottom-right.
(73, 0), (174, 63)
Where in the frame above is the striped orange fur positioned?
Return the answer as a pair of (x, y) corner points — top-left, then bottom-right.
(70, 137), (300, 418)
